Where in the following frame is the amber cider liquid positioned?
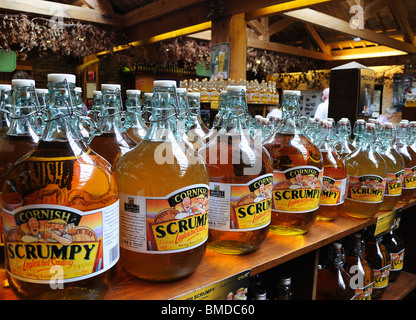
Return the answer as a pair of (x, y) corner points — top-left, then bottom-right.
(0, 135), (38, 267)
(89, 132), (137, 169)
(342, 149), (386, 219)
(264, 133), (323, 235)
(200, 134), (272, 254)
(115, 140), (209, 281)
(394, 144), (416, 204)
(3, 140), (119, 299)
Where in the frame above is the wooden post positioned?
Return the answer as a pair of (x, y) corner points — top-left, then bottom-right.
(211, 13), (247, 80)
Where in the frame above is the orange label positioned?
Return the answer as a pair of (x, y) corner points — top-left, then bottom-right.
(120, 184), (209, 253)
(385, 170), (404, 196)
(320, 177), (347, 205)
(272, 166), (322, 212)
(347, 175), (386, 203)
(209, 174), (272, 231)
(3, 201), (119, 283)
(403, 166), (416, 189)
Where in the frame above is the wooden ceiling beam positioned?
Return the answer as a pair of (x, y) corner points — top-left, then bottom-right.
(268, 18), (295, 35)
(0, 0), (123, 25)
(248, 37), (332, 60)
(123, 0), (206, 27)
(282, 8), (416, 53)
(80, 0), (114, 15)
(304, 23), (331, 55)
(245, 0), (336, 20)
(363, 0), (390, 21)
(388, 0), (416, 47)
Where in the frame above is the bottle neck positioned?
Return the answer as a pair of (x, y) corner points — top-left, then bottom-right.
(7, 86), (41, 140)
(125, 95), (147, 129)
(144, 86), (178, 142)
(42, 80), (84, 143)
(97, 89), (125, 133)
(221, 89), (248, 133)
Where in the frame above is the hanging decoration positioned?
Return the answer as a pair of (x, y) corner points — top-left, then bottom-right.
(0, 13), (125, 58)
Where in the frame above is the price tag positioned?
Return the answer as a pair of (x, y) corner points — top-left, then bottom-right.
(374, 209), (401, 236)
(175, 270), (251, 300)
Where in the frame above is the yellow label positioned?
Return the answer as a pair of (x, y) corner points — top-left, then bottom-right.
(209, 175), (272, 231)
(234, 199), (271, 229)
(347, 175), (386, 203)
(385, 170), (404, 196)
(3, 201), (119, 283)
(373, 265), (390, 289)
(7, 240), (100, 280)
(272, 166), (322, 212)
(120, 184), (209, 253)
(391, 249), (404, 271)
(150, 213), (208, 251)
(320, 177), (346, 205)
(403, 166), (416, 189)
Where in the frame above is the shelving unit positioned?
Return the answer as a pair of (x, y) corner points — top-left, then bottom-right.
(1, 201), (415, 300)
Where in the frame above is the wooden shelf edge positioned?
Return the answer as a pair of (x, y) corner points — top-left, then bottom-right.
(0, 201), (414, 300)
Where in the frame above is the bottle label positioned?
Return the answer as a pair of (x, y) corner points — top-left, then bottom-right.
(353, 282), (373, 300)
(3, 201), (119, 284)
(385, 170), (404, 196)
(320, 177), (347, 205)
(272, 166), (322, 213)
(119, 184), (209, 253)
(403, 166), (416, 189)
(373, 265), (390, 289)
(208, 174), (272, 231)
(390, 248), (405, 271)
(346, 175), (386, 203)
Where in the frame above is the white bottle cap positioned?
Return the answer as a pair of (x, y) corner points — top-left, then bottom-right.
(187, 92), (200, 97)
(0, 84), (12, 90)
(47, 73), (76, 84)
(93, 91), (102, 96)
(35, 88), (48, 94)
(153, 80), (176, 88)
(101, 84), (121, 91)
(226, 85), (246, 92)
(12, 79), (35, 87)
(284, 90), (301, 95)
(126, 89), (141, 95)
(176, 87), (187, 93)
(144, 92), (153, 97)
(75, 87), (82, 92)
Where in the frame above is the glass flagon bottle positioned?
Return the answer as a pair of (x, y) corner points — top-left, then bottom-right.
(124, 89), (147, 143)
(115, 80), (209, 281)
(377, 122), (404, 211)
(316, 242), (355, 300)
(2, 73), (119, 299)
(199, 86), (273, 254)
(185, 92), (209, 151)
(380, 221), (405, 282)
(263, 90), (323, 235)
(342, 123), (387, 219)
(344, 233), (374, 300)
(363, 226), (391, 299)
(89, 84), (137, 169)
(393, 121), (416, 204)
(316, 120), (347, 221)
(0, 79), (41, 267)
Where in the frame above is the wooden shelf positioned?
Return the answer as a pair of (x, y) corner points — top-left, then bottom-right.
(1, 201), (415, 300)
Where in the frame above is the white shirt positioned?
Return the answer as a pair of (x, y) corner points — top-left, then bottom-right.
(314, 100), (328, 120)
(266, 108), (282, 119)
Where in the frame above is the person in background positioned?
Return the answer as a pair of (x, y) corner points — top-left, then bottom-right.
(314, 88), (330, 120)
(377, 107), (396, 125)
(266, 105), (282, 119)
